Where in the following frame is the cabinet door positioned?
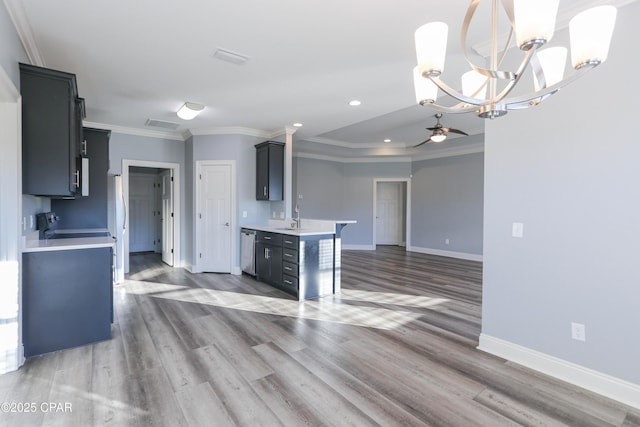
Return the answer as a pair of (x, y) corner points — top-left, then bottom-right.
(255, 243), (282, 286)
(256, 144), (269, 200)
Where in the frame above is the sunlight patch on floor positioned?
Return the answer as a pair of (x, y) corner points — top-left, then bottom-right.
(339, 289), (450, 309)
(121, 281), (422, 330)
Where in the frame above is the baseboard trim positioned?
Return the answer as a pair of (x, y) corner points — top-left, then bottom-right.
(478, 334), (640, 410)
(231, 266), (242, 276)
(342, 244), (376, 251)
(183, 263), (194, 273)
(407, 246), (483, 262)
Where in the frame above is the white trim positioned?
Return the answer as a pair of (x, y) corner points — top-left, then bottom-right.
(373, 178), (412, 249)
(410, 143), (485, 162)
(478, 334), (640, 410)
(183, 263), (193, 273)
(3, 0), (45, 66)
(0, 64), (24, 373)
(342, 244), (376, 251)
(231, 266), (242, 276)
(188, 126), (281, 139)
(294, 152), (413, 164)
(122, 160), (181, 273)
(84, 121), (184, 141)
(194, 160), (236, 274)
(305, 136), (409, 150)
(407, 245), (483, 262)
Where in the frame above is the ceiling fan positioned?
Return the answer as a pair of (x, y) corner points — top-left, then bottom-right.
(413, 113), (468, 148)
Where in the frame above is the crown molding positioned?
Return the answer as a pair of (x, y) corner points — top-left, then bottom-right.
(4, 0), (45, 66)
(188, 126), (289, 139)
(410, 142), (484, 162)
(294, 141), (484, 164)
(303, 136), (409, 150)
(83, 121), (185, 141)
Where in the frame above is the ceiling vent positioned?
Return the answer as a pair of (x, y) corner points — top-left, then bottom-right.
(145, 119), (180, 130)
(212, 48), (250, 65)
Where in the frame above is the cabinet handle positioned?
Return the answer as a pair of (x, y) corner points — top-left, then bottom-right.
(284, 266), (292, 271)
(284, 253), (292, 258)
(74, 170), (80, 188)
(263, 186), (267, 196)
(284, 280), (293, 285)
(284, 240), (293, 244)
(265, 247), (270, 259)
(81, 139), (87, 156)
(264, 236), (271, 240)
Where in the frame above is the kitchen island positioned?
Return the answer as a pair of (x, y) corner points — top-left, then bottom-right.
(22, 234), (115, 356)
(242, 219), (354, 300)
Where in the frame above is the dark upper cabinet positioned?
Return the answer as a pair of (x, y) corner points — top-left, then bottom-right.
(51, 128), (111, 229)
(20, 63), (86, 197)
(255, 141), (284, 201)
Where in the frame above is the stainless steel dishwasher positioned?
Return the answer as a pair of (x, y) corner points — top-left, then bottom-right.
(240, 228), (256, 276)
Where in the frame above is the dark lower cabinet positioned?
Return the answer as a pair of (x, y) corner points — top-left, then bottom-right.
(22, 247), (113, 357)
(253, 230), (335, 300)
(256, 232), (283, 287)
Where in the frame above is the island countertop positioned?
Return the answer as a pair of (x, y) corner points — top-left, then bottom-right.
(242, 219), (356, 236)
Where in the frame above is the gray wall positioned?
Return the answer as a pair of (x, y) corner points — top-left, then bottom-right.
(482, 0), (640, 384)
(189, 133), (271, 270)
(411, 152), (484, 255)
(108, 132), (187, 266)
(296, 157), (460, 247)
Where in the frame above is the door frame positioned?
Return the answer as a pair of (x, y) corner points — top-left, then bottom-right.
(194, 160), (237, 274)
(0, 66), (24, 373)
(372, 178), (411, 249)
(122, 159), (181, 273)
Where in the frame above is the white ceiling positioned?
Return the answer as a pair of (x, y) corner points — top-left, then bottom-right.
(5, 0), (627, 159)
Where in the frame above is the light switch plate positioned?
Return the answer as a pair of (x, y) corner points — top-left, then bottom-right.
(512, 222), (524, 238)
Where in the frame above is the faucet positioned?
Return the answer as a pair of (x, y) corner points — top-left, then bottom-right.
(292, 203), (301, 229)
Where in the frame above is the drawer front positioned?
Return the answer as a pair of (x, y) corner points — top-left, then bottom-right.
(282, 248), (298, 264)
(282, 274), (298, 292)
(257, 231), (283, 245)
(282, 236), (299, 250)
(282, 261), (298, 277)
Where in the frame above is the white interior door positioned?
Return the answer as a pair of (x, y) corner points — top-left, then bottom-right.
(376, 182), (402, 245)
(160, 169), (174, 266)
(129, 173), (156, 253)
(198, 164), (232, 272)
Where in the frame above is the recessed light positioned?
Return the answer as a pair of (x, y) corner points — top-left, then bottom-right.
(384, 138), (391, 143)
(293, 122), (303, 127)
(348, 100), (361, 106)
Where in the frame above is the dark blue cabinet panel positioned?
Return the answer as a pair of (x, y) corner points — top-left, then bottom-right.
(23, 247), (112, 357)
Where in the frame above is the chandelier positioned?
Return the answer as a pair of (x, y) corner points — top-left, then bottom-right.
(412, 0), (617, 119)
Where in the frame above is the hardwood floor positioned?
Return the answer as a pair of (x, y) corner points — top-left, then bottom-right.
(1, 246), (639, 426)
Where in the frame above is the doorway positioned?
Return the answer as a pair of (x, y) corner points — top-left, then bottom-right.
(373, 178), (411, 248)
(195, 161), (236, 273)
(122, 160), (180, 274)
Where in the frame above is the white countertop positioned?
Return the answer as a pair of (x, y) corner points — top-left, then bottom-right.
(23, 236), (116, 253)
(242, 219), (356, 236)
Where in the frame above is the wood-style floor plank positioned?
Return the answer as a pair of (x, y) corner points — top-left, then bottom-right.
(0, 248), (637, 426)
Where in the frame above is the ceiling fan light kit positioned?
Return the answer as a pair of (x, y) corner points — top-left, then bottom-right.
(412, 0), (617, 119)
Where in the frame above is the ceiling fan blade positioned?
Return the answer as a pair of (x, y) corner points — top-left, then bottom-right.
(447, 128), (469, 136)
(426, 127), (438, 131)
(413, 139), (431, 148)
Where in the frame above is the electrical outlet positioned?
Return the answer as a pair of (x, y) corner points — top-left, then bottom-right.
(571, 322), (586, 341)
(280, 211), (284, 219)
(242, 211), (247, 218)
(272, 211), (276, 218)
(298, 194), (303, 200)
(29, 215), (34, 229)
(22, 217), (26, 231)
(445, 238), (450, 245)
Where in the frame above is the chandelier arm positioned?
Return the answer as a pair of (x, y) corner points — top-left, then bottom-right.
(461, 0), (515, 81)
(427, 75), (486, 106)
(503, 63), (599, 109)
(420, 100), (480, 115)
(489, 46), (538, 104)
